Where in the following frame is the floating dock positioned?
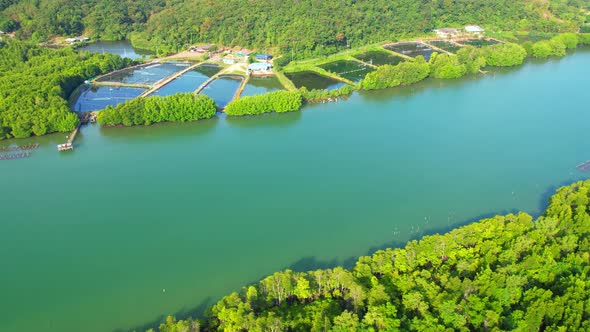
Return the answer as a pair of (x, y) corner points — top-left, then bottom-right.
(576, 160), (590, 172)
(0, 151), (32, 160)
(57, 113), (90, 152)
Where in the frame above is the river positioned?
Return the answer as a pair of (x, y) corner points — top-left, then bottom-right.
(0, 49), (589, 332)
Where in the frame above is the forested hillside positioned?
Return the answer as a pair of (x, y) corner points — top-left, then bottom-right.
(152, 180), (590, 331)
(0, 40), (133, 139)
(1, 0), (589, 57)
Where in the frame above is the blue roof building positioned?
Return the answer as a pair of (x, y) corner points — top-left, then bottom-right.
(255, 54), (273, 60)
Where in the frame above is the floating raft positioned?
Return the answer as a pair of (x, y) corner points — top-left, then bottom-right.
(576, 160), (590, 172)
(0, 151), (32, 161)
(0, 143), (40, 152)
(57, 142), (73, 151)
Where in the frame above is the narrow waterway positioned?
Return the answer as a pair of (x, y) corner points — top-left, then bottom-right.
(0, 50), (588, 332)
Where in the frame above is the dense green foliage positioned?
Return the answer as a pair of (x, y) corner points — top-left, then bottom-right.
(0, 40), (132, 139)
(531, 33), (580, 58)
(429, 53), (467, 79)
(299, 85), (356, 103)
(1, 0), (588, 57)
(152, 180), (590, 331)
(97, 93), (217, 127)
(361, 57), (431, 90)
(224, 91), (303, 116)
(482, 43), (527, 67)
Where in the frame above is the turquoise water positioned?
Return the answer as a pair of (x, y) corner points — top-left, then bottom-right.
(77, 40), (153, 60)
(241, 76), (284, 97)
(200, 76), (243, 107)
(1, 50), (589, 332)
(151, 65), (221, 97)
(72, 86), (146, 112)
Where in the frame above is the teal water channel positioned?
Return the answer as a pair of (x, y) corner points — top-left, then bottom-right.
(1, 50), (589, 332)
(77, 40), (153, 60)
(151, 65), (221, 97)
(72, 86), (146, 112)
(199, 75), (243, 108)
(97, 62), (192, 86)
(241, 76), (284, 97)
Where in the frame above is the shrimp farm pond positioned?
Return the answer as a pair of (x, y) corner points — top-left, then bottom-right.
(241, 76), (284, 97)
(151, 65), (221, 97)
(384, 42), (436, 61)
(72, 86), (146, 112)
(285, 71), (347, 91)
(318, 60), (375, 82)
(353, 51), (407, 66)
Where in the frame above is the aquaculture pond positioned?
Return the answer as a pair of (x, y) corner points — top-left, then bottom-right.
(71, 86), (146, 112)
(428, 40), (463, 54)
(319, 60), (375, 82)
(353, 51), (407, 66)
(77, 40), (153, 60)
(96, 62), (191, 86)
(200, 75), (243, 108)
(384, 42), (436, 61)
(286, 71), (347, 91)
(241, 76), (284, 97)
(459, 39), (501, 48)
(151, 65), (221, 97)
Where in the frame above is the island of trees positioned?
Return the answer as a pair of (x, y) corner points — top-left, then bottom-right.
(97, 93), (217, 127)
(146, 179), (590, 331)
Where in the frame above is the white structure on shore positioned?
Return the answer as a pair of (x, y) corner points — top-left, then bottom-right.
(433, 28), (461, 39)
(465, 25), (485, 37)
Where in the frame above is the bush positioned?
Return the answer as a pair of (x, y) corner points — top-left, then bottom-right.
(299, 85), (355, 102)
(362, 57), (430, 90)
(483, 43), (527, 67)
(224, 91), (303, 116)
(98, 93), (217, 126)
(429, 53), (467, 79)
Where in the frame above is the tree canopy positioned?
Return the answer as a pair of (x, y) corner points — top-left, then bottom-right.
(151, 179), (590, 331)
(1, 0), (588, 57)
(0, 40), (133, 139)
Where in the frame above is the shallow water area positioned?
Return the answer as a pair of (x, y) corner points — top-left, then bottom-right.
(353, 51), (407, 66)
(200, 75), (243, 107)
(77, 40), (153, 59)
(384, 42), (435, 60)
(285, 71), (346, 90)
(2, 49), (590, 332)
(72, 85), (146, 112)
(241, 76), (284, 97)
(319, 60), (375, 82)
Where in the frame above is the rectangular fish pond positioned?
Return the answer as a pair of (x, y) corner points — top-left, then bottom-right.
(459, 39), (501, 48)
(427, 40), (463, 54)
(151, 64), (221, 97)
(353, 51), (407, 66)
(200, 75), (243, 108)
(318, 60), (375, 83)
(72, 85), (146, 112)
(384, 42), (436, 61)
(241, 76), (284, 97)
(96, 61), (192, 86)
(285, 71), (347, 91)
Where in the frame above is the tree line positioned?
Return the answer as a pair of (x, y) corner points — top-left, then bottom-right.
(1, 0), (588, 58)
(97, 93), (217, 127)
(224, 91), (303, 116)
(0, 40), (133, 139)
(147, 179), (590, 331)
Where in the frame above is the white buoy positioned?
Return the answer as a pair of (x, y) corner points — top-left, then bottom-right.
(163, 288), (166, 293)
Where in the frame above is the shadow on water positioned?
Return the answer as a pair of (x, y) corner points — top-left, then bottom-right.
(98, 116), (219, 142)
(223, 110), (303, 129)
(114, 297), (212, 332)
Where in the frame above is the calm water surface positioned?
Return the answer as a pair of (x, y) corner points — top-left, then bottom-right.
(1, 50), (589, 332)
(72, 86), (146, 112)
(78, 40), (153, 60)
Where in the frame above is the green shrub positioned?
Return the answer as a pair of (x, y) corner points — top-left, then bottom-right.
(224, 91), (303, 116)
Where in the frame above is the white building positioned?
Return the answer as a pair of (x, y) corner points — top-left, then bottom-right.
(433, 28), (461, 39)
(465, 25), (485, 36)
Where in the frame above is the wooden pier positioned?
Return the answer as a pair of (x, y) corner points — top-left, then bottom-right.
(577, 160), (590, 172)
(57, 113), (90, 152)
